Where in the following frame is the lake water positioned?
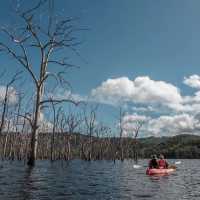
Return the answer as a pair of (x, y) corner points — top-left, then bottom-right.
(0, 159), (199, 200)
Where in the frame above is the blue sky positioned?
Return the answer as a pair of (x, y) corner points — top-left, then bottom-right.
(64, 0), (200, 94)
(1, 0), (200, 91)
(1, 0), (200, 137)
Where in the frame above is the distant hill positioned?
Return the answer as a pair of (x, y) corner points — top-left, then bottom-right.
(137, 134), (200, 158)
(70, 133), (200, 159)
(69, 133), (200, 159)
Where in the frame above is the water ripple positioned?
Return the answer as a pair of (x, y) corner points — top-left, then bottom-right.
(0, 159), (198, 199)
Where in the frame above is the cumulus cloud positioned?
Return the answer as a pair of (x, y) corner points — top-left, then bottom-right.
(122, 113), (148, 123)
(121, 113), (149, 137)
(146, 113), (200, 137)
(91, 76), (183, 110)
(2, 112), (54, 133)
(37, 112), (54, 132)
(39, 120), (54, 132)
(47, 89), (87, 103)
(40, 75), (200, 137)
(120, 113), (200, 137)
(183, 91), (200, 104)
(184, 75), (200, 89)
(131, 106), (155, 112)
(181, 91), (200, 113)
(0, 86), (17, 104)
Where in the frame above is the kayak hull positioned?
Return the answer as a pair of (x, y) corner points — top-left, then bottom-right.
(146, 168), (175, 175)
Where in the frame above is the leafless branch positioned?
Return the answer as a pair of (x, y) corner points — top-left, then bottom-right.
(40, 98), (81, 106)
(14, 113), (33, 128)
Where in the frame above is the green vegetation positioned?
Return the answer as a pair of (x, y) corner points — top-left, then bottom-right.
(137, 134), (200, 159)
(1, 132), (199, 161)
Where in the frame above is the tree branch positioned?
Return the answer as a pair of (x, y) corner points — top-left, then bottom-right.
(0, 42), (38, 86)
(40, 98), (81, 106)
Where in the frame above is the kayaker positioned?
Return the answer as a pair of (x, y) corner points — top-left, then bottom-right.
(158, 154), (169, 169)
(148, 154), (159, 169)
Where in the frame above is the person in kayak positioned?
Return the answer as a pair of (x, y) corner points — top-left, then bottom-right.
(148, 154), (159, 169)
(158, 154), (169, 169)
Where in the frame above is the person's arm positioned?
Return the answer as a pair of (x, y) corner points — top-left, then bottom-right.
(165, 161), (169, 168)
(148, 161), (151, 168)
(149, 160), (152, 168)
(156, 160), (159, 168)
(157, 160), (160, 168)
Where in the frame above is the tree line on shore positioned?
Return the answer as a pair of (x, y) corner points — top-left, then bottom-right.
(0, 132), (200, 162)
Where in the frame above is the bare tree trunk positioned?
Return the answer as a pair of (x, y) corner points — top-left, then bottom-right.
(50, 100), (56, 161)
(133, 139), (138, 163)
(119, 108), (125, 161)
(0, 86), (9, 135)
(27, 87), (42, 166)
(67, 136), (71, 160)
(132, 121), (144, 163)
(3, 131), (9, 159)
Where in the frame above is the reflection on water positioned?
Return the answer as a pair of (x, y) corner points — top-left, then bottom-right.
(0, 160), (199, 199)
(19, 167), (33, 200)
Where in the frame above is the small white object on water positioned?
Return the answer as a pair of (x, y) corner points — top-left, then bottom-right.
(133, 164), (141, 169)
(175, 161), (181, 165)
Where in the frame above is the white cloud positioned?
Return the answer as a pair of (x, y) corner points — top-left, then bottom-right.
(39, 75), (200, 137)
(39, 120), (54, 132)
(0, 86), (17, 104)
(119, 113), (200, 137)
(38, 112), (54, 132)
(47, 89), (87, 103)
(91, 77), (134, 106)
(2, 112), (54, 133)
(146, 113), (200, 136)
(122, 113), (148, 123)
(184, 75), (200, 89)
(121, 113), (149, 137)
(131, 106), (155, 112)
(91, 76), (183, 110)
(181, 91), (200, 113)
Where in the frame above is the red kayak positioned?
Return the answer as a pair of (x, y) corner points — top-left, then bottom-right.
(146, 168), (176, 175)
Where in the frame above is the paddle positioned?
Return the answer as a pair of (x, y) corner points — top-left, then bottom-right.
(133, 164), (142, 169)
(168, 161), (182, 169)
(174, 161), (181, 165)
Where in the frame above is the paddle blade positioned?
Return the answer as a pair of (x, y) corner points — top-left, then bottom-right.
(175, 161), (181, 165)
(133, 164), (141, 169)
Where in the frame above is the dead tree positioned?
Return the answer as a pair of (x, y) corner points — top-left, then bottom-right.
(83, 105), (98, 161)
(94, 123), (111, 160)
(65, 110), (82, 160)
(0, 71), (21, 135)
(132, 120), (145, 163)
(50, 98), (56, 161)
(118, 107), (125, 161)
(0, 0), (82, 166)
(121, 113), (146, 162)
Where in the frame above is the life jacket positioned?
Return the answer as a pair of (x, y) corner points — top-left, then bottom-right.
(158, 159), (167, 169)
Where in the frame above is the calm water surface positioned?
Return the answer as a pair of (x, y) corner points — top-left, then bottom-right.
(0, 159), (199, 200)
